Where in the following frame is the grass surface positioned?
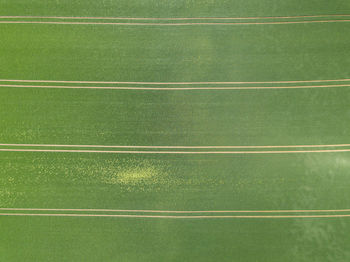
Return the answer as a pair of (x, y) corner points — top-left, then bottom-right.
(1, 0), (349, 17)
(1, 0), (350, 261)
(1, 23), (350, 81)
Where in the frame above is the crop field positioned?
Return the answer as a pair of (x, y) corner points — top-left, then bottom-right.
(1, 1), (350, 261)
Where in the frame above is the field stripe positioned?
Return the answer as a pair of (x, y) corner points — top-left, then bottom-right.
(1, 78), (350, 85)
(1, 14), (350, 20)
(1, 207), (350, 213)
(1, 20), (350, 26)
(1, 84), (350, 90)
(1, 213), (350, 219)
(1, 148), (350, 154)
(1, 143), (350, 149)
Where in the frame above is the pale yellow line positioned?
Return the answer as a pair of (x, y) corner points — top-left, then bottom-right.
(0, 14), (350, 20)
(1, 143), (350, 149)
(1, 207), (350, 213)
(1, 148), (350, 154)
(0, 20), (350, 26)
(1, 213), (350, 218)
(1, 78), (350, 85)
(1, 84), (350, 90)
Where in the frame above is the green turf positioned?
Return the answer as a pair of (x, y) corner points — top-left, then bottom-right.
(2, 216), (350, 262)
(1, 152), (350, 211)
(1, 87), (350, 146)
(1, 23), (350, 82)
(0, 0), (349, 17)
(1, 1), (350, 261)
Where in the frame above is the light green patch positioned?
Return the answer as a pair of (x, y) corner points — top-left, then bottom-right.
(102, 163), (163, 187)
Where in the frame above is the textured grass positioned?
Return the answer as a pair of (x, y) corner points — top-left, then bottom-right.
(1, 0), (350, 261)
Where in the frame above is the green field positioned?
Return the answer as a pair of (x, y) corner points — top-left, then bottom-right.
(1, 1), (350, 261)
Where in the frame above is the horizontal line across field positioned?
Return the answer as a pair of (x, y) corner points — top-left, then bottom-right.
(1, 84), (350, 90)
(1, 14), (350, 20)
(1, 143), (350, 154)
(1, 208), (350, 219)
(0, 14), (350, 25)
(1, 78), (350, 90)
(1, 143), (350, 149)
(2, 207), (350, 213)
(2, 213), (350, 218)
(2, 78), (350, 84)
